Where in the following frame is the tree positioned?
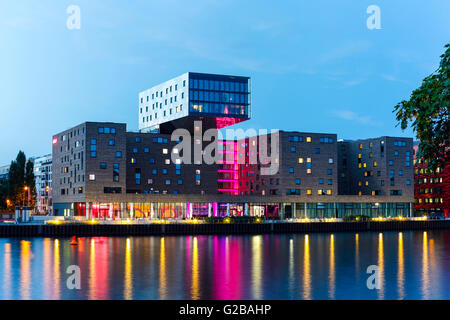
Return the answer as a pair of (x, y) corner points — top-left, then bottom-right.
(25, 160), (36, 208)
(7, 151), (36, 208)
(0, 179), (9, 210)
(394, 42), (450, 170)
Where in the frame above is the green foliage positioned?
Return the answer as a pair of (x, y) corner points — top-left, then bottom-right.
(3, 151), (37, 209)
(342, 215), (371, 222)
(204, 216), (264, 224)
(394, 43), (450, 170)
(0, 179), (9, 210)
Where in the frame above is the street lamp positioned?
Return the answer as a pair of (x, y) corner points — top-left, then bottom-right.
(24, 186), (28, 207)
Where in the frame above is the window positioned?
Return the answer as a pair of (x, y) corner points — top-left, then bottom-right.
(152, 169), (157, 175)
(149, 158), (156, 164)
(163, 148), (168, 154)
(116, 151), (122, 158)
(90, 151), (97, 158)
(133, 147), (138, 153)
(327, 169), (332, 175)
(108, 139), (115, 146)
(296, 179), (301, 185)
(113, 163), (119, 182)
(130, 158), (136, 164)
(306, 189), (312, 195)
(389, 160), (393, 166)
(135, 168), (141, 185)
(291, 146), (296, 152)
(100, 162), (107, 169)
(399, 170), (403, 176)
(328, 179), (332, 185)
(315, 148), (320, 154)
(289, 167), (294, 173)
(406, 179), (411, 185)
(373, 161), (377, 167)
(136, 137), (142, 143)
(165, 179), (171, 185)
(306, 137), (311, 143)
(298, 157), (304, 164)
(89, 174), (95, 181)
(178, 179), (183, 185)
(162, 168), (168, 174)
(318, 178), (324, 184)
(328, 158), (334, 164)
(144, 148), (149, 153)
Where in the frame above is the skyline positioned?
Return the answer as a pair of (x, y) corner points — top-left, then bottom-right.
(1, 1), (450, 164)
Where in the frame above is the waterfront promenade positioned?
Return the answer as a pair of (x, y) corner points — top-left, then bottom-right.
(0, 218), (449, 237)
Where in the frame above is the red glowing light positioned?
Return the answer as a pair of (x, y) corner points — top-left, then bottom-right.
(52, 138), (58, 145)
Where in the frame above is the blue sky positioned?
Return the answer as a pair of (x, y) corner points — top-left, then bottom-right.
(0, 0), (449, 164)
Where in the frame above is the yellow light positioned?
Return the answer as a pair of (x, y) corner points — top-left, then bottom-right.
(223, 217), (231, 224)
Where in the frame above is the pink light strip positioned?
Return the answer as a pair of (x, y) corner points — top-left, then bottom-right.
(218, 189), (239, 192)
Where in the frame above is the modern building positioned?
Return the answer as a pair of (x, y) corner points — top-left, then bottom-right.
(338, 137), (414, 198)
(0, 165), (9, 181)
(31, 154), (53, 215)
(51, 72), (415, 219)
(413, 145), (449, 218)
(138, 72), (251, 133)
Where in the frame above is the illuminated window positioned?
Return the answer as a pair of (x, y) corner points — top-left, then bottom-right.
(371, 190), (376, 196)
(363, 163), (367, 168)
(358, 181), (362, 186)
(358, 191), (362, 196)
(359, 144), (363, 149)
(306, 169), (311, 174)
(306, 189), (312, 195)
(89, 174), (95, 181)
(326, 189), (332, 195)
(298, 157), (304, 164)
(163, 148), (168, 154)
(365, 181), (369, 186)
(358, 163), (362, 168)
(131, 158), (136, 164)
(165, 159), (170, 165)
(307, 157), (311, 163)
(358, 153), (362, 159)
(373, 161), (377, 167)
(306, 137), (311, 143)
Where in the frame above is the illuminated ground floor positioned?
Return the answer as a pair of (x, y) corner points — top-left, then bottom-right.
(54, 201), (414, 220)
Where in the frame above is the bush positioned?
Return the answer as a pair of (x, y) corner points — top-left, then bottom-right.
(343, 215), (371, 222)
(204, 216), (264, 224)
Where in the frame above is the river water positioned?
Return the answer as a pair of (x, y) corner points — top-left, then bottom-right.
(1, 230), (449, 300)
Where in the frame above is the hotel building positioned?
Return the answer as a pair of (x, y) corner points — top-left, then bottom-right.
(413, 145), (449, 218)
(52, 72), (414, 219)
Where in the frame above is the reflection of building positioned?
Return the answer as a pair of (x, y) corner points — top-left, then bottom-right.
(0, 165), (9, 181)
(51, 72), (414, 219)
(31, 154), (53, 214)
(413, 145), (449, 218)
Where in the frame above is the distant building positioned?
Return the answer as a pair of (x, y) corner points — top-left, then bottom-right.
(413, 145), (449, 218)
(31, 154), (53, 214)
(0, 165), (9, 181)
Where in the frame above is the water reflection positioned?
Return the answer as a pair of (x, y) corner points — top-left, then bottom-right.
(1, 231), (449, 300)
(377, 233), (384, 300)
(422, 232), (430, 299)
(251, 236), (262, 299)
(159, 237), (167, 299)
(329, 234), (335, 300)
(3, 243), (11, 300)
(397, 232), (405, 300)
(303, 234), (311, 300)
(191, 237), (199, 299)
(124, 238), (132, 300)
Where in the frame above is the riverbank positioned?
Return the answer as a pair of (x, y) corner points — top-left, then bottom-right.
(0, 219), (449, 237)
